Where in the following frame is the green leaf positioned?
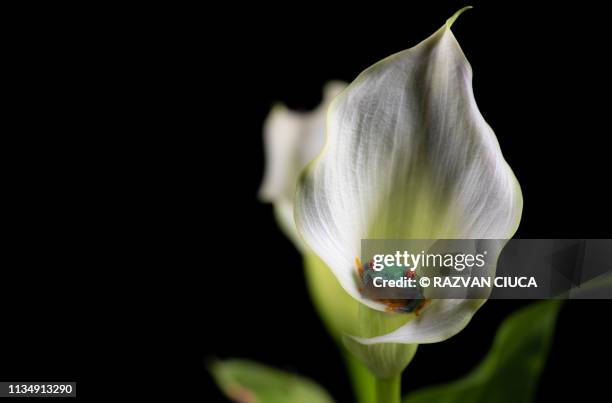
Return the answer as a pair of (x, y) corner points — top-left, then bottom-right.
(210, 359), (335, 403)
(404, 300), (561, 403)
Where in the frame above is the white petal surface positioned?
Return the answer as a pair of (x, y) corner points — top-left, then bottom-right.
(295, 11), (523, 341)
(354, 300), (485, 344)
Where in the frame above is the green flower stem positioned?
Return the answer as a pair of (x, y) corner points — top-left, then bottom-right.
(303, 254), (410, 403)
(374, 374), (401, 403)
(343, 351), (376, 403)
(303, 254), (377, 402)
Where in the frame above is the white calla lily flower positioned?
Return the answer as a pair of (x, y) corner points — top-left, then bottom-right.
(259, 81), (347, 249)
(295, 8), (523, 344)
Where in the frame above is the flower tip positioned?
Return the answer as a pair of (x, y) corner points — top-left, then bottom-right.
(269, 102), (288, 114)
(446, 6), (473, 28)
(322, 80), (347, 101)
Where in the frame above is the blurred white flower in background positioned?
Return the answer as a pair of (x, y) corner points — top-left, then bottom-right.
(259, 81), (347, 249)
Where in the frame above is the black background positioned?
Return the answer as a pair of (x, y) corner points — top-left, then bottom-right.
(2, 1), (611, 401)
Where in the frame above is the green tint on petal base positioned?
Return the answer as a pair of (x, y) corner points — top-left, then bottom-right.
(304, 253), (415, 338)
(343, 303), (418, 379)
(304, 253), (418, 380)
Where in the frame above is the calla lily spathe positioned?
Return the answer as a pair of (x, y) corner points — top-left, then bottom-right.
(295, 9), (523, 344)
(259, 81), (347, 249)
